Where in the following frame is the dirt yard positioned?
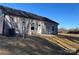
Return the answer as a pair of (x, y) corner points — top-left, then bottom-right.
(0, 34), (79, 55)
(58, 34), (79, 54)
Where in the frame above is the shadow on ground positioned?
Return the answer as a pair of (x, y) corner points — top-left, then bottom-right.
(0, 35), (76, 55)
(57, 35), (79, 44)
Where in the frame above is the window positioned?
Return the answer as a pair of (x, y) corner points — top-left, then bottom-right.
(38, 24), (40, 26)
(31, 27), (34, 30)
(52, 26), (54, 32)
(31, 23), (35, 30)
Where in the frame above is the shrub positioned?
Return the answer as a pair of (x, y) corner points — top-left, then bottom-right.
(67, 28), (79, 34)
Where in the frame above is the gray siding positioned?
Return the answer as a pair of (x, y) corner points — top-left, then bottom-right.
(0, 9), (4, 34)
(42, 21), (58, 35)
(3, 15), (58, 36)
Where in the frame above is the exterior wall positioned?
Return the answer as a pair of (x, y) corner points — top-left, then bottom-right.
(42, 21), (58, 35)
(5, 15), (24, 36)
(4, 15), (58, 36)
(27, 19), (58, 35)
(4, 15), (31, 36)
(0, 9), (4, 34)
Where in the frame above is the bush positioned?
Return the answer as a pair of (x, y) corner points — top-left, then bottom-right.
(59, 27), (79, 34)
(67, 28), (79, 34)
(68, 30), (79, 34)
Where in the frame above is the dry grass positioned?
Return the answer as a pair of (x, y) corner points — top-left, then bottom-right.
(39, 34), (79, 54)
(0, 35), (68, 55)
(0, 34), (79, 55)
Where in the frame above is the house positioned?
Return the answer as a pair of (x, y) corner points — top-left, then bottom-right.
(0, 5), (59, 36)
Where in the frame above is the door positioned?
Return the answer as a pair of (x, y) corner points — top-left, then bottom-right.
(37, 24), (42, 34)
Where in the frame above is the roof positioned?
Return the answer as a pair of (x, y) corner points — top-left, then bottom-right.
(0, 5), (58, 24)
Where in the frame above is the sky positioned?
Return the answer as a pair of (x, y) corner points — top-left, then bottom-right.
(0, 3), (79, 29)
